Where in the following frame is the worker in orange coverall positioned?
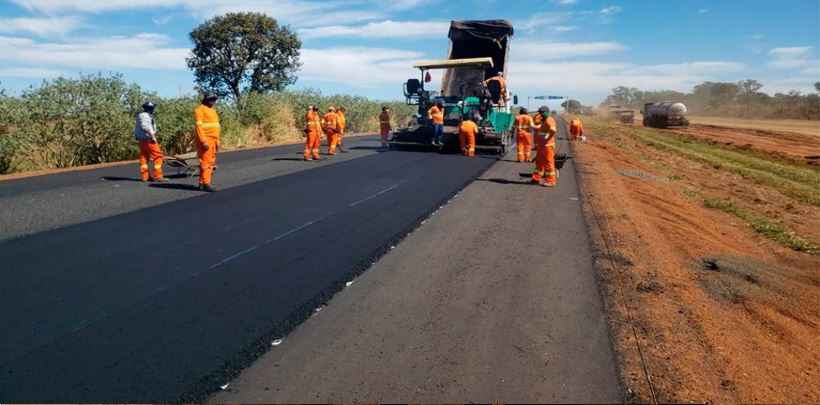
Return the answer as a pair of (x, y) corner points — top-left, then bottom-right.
(514, 107), (535, 162)
(194, 93), (221, 192)
(303, 105), (322, 161)
(133, 101), (167, 182)
(322, 106), (340, 156)
(336, 107), (347, 152)
(532, 106), (558, 187)
(569, 116), (584, 142)
(379, 106), (392, 149)
(458, 113), (479, 157)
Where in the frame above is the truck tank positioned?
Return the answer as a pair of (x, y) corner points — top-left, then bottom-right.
(441, 20), (514, 99)
(643, 102), (690, 128)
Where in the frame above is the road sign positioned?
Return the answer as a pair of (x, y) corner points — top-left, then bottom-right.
(548, 96), (565, 100)
(533, 96), (546, 100)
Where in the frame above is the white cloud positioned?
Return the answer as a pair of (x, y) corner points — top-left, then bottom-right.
(698, 8), (709, 14)
(0, 67), (64, 78)
(513, 41), (626, 60)
(600, 5), (622, 15)
(0, 16), (82, 36)
(768, 46), (818, 70)
(299, 47), (423, 85)
(300, 20), (449, 39)
(517, 12), (574, 31)
(0, 34), (190, 71)
(507, 60), (747, 103)
(9, 0), (382, 27)
(551, 0), (578, 5)
(553, 26), (578, 32)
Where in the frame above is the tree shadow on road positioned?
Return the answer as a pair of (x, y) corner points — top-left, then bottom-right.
(101, 176), (142, 182)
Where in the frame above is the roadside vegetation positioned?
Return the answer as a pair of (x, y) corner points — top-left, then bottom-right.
(0, 74), (415, 175)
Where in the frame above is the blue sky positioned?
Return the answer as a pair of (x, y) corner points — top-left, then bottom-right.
(0, 0), (818, 105)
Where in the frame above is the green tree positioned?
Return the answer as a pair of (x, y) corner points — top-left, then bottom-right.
(187, 12), (301, 108)
(814, 81), (820, 93)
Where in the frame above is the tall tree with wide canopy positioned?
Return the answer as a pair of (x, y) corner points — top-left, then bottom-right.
(187, 12), (301, 109)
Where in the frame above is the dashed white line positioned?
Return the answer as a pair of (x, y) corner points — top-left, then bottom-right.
(348, 184), (400, 207)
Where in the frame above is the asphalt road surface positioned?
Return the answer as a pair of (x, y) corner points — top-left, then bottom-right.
(1, 123), (620, 402)
(212, 121), (621, 403)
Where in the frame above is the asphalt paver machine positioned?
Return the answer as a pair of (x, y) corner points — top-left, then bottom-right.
(390, 20), (515, 154)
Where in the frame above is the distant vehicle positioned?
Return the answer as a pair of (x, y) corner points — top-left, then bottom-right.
(612, 109), (635, 124)
(643, 102), (690, 128)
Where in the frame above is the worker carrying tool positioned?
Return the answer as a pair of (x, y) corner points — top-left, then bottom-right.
(194, 93), (221, 192)
(483, 70), (508, 106)
(532, 106), (558, 187)
(569, 116), (584, 142)
(379, 106), (392, 149)
(428, 101), (445, 146)
(134, 101), (167, 182)
(336, 107), (347, 152)
(514, 107), (535, 162)
(458, 113), (479, 157)
(322, 106), (340, 156)
(304, 105), (322, 161)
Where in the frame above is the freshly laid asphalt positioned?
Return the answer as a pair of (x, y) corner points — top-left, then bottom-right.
(1, 122), (621, 402)
(0, 137), (495, 401)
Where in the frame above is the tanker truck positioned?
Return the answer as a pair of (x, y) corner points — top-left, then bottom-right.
(390, 20), (515, 154)
(643, 102), (690, 128)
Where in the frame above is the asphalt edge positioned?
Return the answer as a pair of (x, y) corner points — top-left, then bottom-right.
(181, 152), (500, 402)
(565, 118), (632, 403)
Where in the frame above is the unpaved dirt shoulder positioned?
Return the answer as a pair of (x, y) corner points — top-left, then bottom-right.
(573, 120), (820, 403)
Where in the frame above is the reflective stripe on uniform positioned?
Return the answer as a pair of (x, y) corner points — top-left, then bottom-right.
(196, 122), (221, 129)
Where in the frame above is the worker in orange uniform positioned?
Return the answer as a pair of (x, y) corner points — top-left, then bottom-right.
(303, 105), (322, 161)
(194, 93), (221, 192)
(569, 116), (584, 142)
(336, 107), (347, 152)
(133, 101), (167, 182)
(379, 106), (392, 149)
(428, 101), (445, 146)
(458, 113), (479, 157)
(322, 106), (340, 156)
(483, 71), (507, 106)
(532, 106), (558, 187)
(514, 108), (535, 162)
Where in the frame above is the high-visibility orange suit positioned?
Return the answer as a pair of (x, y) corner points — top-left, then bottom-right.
(514, 114), (534, 162)
(569, 117), (584, 141)
(195, 103), (221, 187)
(484, 75), (508, 105)
(532, 114), (558, 187)
(336, 109), (346, 147)
(379, 110), (392, 146)
(138, 141), (164, 181)
(303, 109), (322, 160)
(322, 109), (340, 155)
(458, 119), (478, 157)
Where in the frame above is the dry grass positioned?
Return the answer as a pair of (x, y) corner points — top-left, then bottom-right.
(688, 116), (820, 137)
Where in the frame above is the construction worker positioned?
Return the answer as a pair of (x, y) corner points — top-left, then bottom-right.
(194, 93), (221, 192)
(458, 113), (479, 157)
(336, 107), (347, 152)
(133, 101), (167, 182)
(514, 108), (535, 162)
(428, 101), (445, 146)
(322, 106), (340, 156)
(532, 106), (558, 187)
(304, 105), (322, 161)
(379, 106), (392, 149)
(483, 71), (507, 106)
(569, 116), (584, 142)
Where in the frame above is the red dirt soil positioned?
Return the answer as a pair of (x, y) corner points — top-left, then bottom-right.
(575, 120), (820, 403)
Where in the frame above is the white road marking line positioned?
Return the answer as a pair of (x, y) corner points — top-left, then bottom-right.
(348, 184), (400, 207)
(208, 183), (401, 269)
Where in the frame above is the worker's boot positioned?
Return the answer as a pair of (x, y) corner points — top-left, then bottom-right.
(200, 184), (217, 193)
